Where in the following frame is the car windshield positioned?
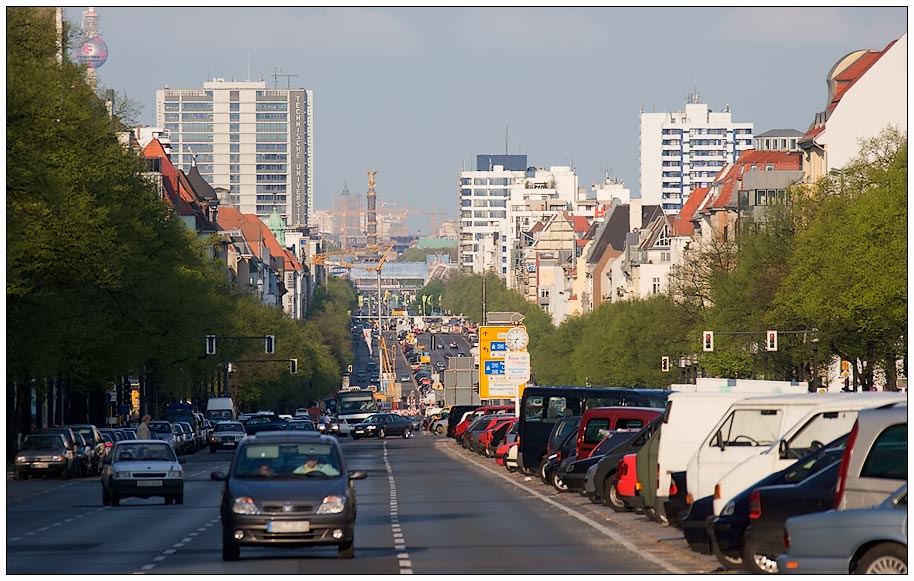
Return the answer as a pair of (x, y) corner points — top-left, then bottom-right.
(366, 415), (387, 424)
(287, 421), (315, 431)
(233, 443), (342, 478)
(22, 436), (63, 451)
(150, 423), (172, 434)
(115, 443), (176, 462)
(215, 423), (244, 432)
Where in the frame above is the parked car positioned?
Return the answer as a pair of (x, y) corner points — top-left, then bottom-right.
(835, 402), (906, 511)
(177, 421), (199, 453)
(574, 406), (662, 460)
(585, 414), (664, 506)
(210, 421), (247, 453)
(708, 435), (848, 572)
(777, 483), (907, 574)
(210, 431), (367, 560)
(64, 424), (105, 476)
(14, 434), (74, 480)
(72, 432), (97, 478)
(466, 415), (515, 454)
(493, 421), (520, 462)
(555, 426), (644, 494)
(149, 420), (176, 448)
(484, 417), (518, 458)
(543, 426), (580, 491)
(351, 413), (413, 440)
(101, 440), (185, 506)
(537, 415), (582, 483)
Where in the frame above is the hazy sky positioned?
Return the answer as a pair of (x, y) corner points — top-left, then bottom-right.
(65, 6), (907, 233)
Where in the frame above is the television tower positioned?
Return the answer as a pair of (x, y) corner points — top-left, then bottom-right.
(76, 7), (108, 91)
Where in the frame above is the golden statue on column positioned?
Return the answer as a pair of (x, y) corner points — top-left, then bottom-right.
(367, 170), (377, 189)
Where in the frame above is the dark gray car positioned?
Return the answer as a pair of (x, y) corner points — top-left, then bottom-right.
(211, 432), (366, 560)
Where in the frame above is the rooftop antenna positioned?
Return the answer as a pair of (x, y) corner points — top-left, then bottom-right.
(247, 54), (251, 81)
(505, 125), (508, 155)
(270, 66), (300, 89)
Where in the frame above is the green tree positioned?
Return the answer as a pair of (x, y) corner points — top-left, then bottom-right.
(774, 128), (907, 390)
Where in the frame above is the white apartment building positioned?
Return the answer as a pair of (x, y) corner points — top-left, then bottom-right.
(458, 155), (580, 288)
(640, 93), (753, 215)
(156, 78), (314, 228)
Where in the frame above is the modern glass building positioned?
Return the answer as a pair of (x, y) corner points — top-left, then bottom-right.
(156, 79), (314, 227)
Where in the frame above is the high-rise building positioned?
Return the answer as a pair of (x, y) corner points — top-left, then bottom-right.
(156, 78), (314, 227)
(332, 183), (364, 249)
(640, 93), (753, 214)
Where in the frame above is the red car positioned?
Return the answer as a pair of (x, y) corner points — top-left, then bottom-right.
(454, 405), (515, 439)
(575, 407), (662, 460)
(608, 453), (640, 513)
(477, 417), (517, 456)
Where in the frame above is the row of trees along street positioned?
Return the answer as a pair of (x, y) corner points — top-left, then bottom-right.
(418, 128), (906, 392)
(6, 8), (356, 458)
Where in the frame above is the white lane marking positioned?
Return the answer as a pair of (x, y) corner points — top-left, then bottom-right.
(133, 517), (218, 573)
(438, 441), (687, 575)
(384, 442), (413, 575)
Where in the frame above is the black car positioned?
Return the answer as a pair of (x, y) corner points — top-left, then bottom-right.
(243, 413), (288, 435)
(542, 426), (580, 491)
(211, 432), (366, 560)
(538, 415), (582, 483)
(741, 461), (842, 574)
(708, 437), (847, 573)
(555, 427), (643, 493)
(588, 415), (664, 507)
(350, 414), (413, 440)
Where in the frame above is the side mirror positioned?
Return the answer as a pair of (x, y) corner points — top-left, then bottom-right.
(210, 471), (226, 481)
(349, 470), (367, 481)
(778, 440), (789, 459)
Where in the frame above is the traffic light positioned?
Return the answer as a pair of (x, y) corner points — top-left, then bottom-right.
(703, 331), (714, 352)
(661, 356), (670, 373)
(766, 330), (778, 352)
(205, 335), (216, 355)
(290, 358), (298, 375)
(265, 335), (275, 355)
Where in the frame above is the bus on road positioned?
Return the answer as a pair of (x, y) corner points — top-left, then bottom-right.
(336, 388), (380, 424)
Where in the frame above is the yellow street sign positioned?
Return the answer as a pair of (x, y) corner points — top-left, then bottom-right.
(478, 325), (526, 400)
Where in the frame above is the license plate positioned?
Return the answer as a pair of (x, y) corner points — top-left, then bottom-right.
(267, 521), (310, 533)
(137, 480), (163, 487)
(32, 462), (48, 469)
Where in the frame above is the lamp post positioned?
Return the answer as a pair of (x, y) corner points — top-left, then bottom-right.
(811, 329), (819, 393)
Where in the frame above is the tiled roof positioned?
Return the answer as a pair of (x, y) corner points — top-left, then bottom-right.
(802, 37), (898, 142)
(672, 187), (708, 236)
(216, 208), (302, 272)
(700, 150), (802, 210)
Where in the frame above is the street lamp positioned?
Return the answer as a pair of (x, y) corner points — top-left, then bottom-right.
(811, 329), (819, 393)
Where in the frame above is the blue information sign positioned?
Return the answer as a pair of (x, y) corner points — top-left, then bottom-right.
(484, 361), (505, 375)
(490, 341), (507, 352)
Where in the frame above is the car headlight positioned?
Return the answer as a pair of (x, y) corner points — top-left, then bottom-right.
(113, 471), (132, 479)
(15, 456), (26, 464)
(366, 425), (377, 430)
(231, 497), (261, 515)
(316, 495), (346, 514)
(168, 467), (183, 478)
(721, 501), (735, 516)
(50, 455), (63, 462)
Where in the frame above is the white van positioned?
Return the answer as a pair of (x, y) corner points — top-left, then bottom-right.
(685, 392), (906, 516)
(206, 397), (237, 421)
(653, 383), (809, 520)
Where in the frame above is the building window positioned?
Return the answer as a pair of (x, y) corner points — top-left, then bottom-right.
(230, 154), (240, 163)
(230, 102), (240, 112)
(255, 102), (288, 111)
(256, 143), (287, 152)
(652, 278), (661, 294)
(180, 102), (213, 111)
(230, 133), (239, 142)
(230, 144), (240, 152)
(230, 123), (240, 132)
(164, 102), (179, 112)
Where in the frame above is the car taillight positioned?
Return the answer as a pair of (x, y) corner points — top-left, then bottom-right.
(835, 420), (858, 509)
(749, 489), (761, 519)
(669, 479), (677, 497)
(783, 527), (790, 548)
(714, 483), (720, 500)
(105, 442), (112, 448)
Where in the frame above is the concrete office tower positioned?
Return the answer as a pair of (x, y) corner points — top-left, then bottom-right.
(640, 92), (753, 214)
(156, 78), (314, 227)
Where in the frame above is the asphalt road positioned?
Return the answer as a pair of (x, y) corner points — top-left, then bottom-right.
(7, 433), (728, 574)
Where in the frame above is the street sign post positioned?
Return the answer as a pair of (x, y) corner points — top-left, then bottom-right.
(478, 325), (526, 400)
